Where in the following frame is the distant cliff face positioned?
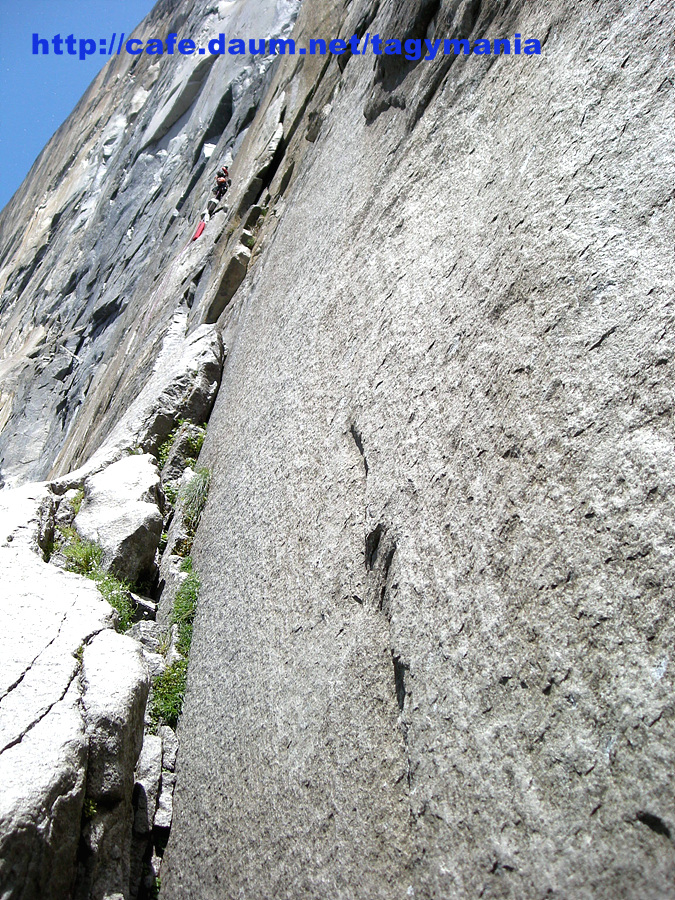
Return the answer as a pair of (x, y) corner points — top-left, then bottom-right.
(2, 0), (675, 898)
(0, 0), (298, 487)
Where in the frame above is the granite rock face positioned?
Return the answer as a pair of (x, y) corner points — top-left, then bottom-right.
(79, 631), (150, 900)
(0, 0), (674, 898)
(75, 454), (163, 584)
(0, 0), (297, 488)
(0, 547), (108, 900)
(0, 545), (149, 900)
(0, 475), (152, 900)
(159, 0), (675, 897)
(0, 2), (302, 895)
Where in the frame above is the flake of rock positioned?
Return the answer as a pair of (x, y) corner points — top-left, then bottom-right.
(202, 244), (251, 324)
(0, 482), (55, 557)
(158, 725), (179, 773)
(133, 735), (163, 836)
(160, 423), (205, 484)
(77, 631), (150, 900)
(0, 547), (112, 752)
(128, 620), (163, 654)
(81, 630), (149, 803)
(0, 546), (147, 900)
(0, 679), (87, 900)
(75, 454), (163, 583)
(130, 734), (163, 899)
(154, 771), (176, 831)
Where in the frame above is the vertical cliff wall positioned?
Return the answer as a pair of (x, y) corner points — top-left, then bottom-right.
(1, 0), (674, 898)
(160, 0), (675, 897)
(0, 0), (298, 486)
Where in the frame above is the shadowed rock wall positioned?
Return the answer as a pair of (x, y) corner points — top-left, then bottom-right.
(0, 0), (299, 486)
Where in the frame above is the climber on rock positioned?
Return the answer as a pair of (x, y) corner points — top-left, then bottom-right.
(213, 165), (231, 201)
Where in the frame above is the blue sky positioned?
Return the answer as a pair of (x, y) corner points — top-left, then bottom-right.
(0, 1), (157, 211)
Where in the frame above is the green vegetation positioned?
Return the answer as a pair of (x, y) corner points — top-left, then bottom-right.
(150, 659), (188, 729)
(172, 572), (198, 627)
(157, 421), (206, 471)
(57, 527), (133, 632)
(158, 531), (168, 554)
(163, 467), (211, 559)
(158, 422), (207, 521)
(172, 536), (192, 558)
(175, 623), (193, 658)
(158, 628), (172, 657)
(150, 556), (201, 729)
(185, 427), (206, 460)
(180, 466), (211, 533)
(95, 570), (134, 632)
(171, 567), (199, 658)
(59, 526), (101, 575)
(150, 437), (209, 730)
(157, 433), (176, 470)
(69, 488), (85, 516)
(163, 482), (179, 506)
(82, 798), (98, 819)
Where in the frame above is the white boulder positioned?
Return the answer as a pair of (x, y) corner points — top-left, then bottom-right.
(76, 454), (163, 584)
(0, 546), (148, 900)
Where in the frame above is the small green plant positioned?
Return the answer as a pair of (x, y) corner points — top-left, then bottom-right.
(185, 426), (206, 461)
(157, 429), (178, 470)
(58, 528), (133, 632)
(149, 875), (161, 899)
(163, 482), (179, 507)
(171, 569), (199, 658)
(70, 489), (85, 516)
(158, 629), (172, 656)
(94, 570), (134, 632)
(172, 536), (193, 557)
(82, 798), (97, 819)
(157, 421), (207, 470)
(180, 467), (211, 533)
(158, 531), (168, 554)
(73, 643), (85, 664)
(60, 527), (102, 576)
(175, 623), (193, 657)
(150, 561), (201, 729)
(172, 575), (199, 627)
(151, 659), (188, 729)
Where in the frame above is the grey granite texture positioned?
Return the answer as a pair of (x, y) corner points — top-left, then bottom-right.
(161, 0), (675, 897)
(0, 0), (673, 897)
